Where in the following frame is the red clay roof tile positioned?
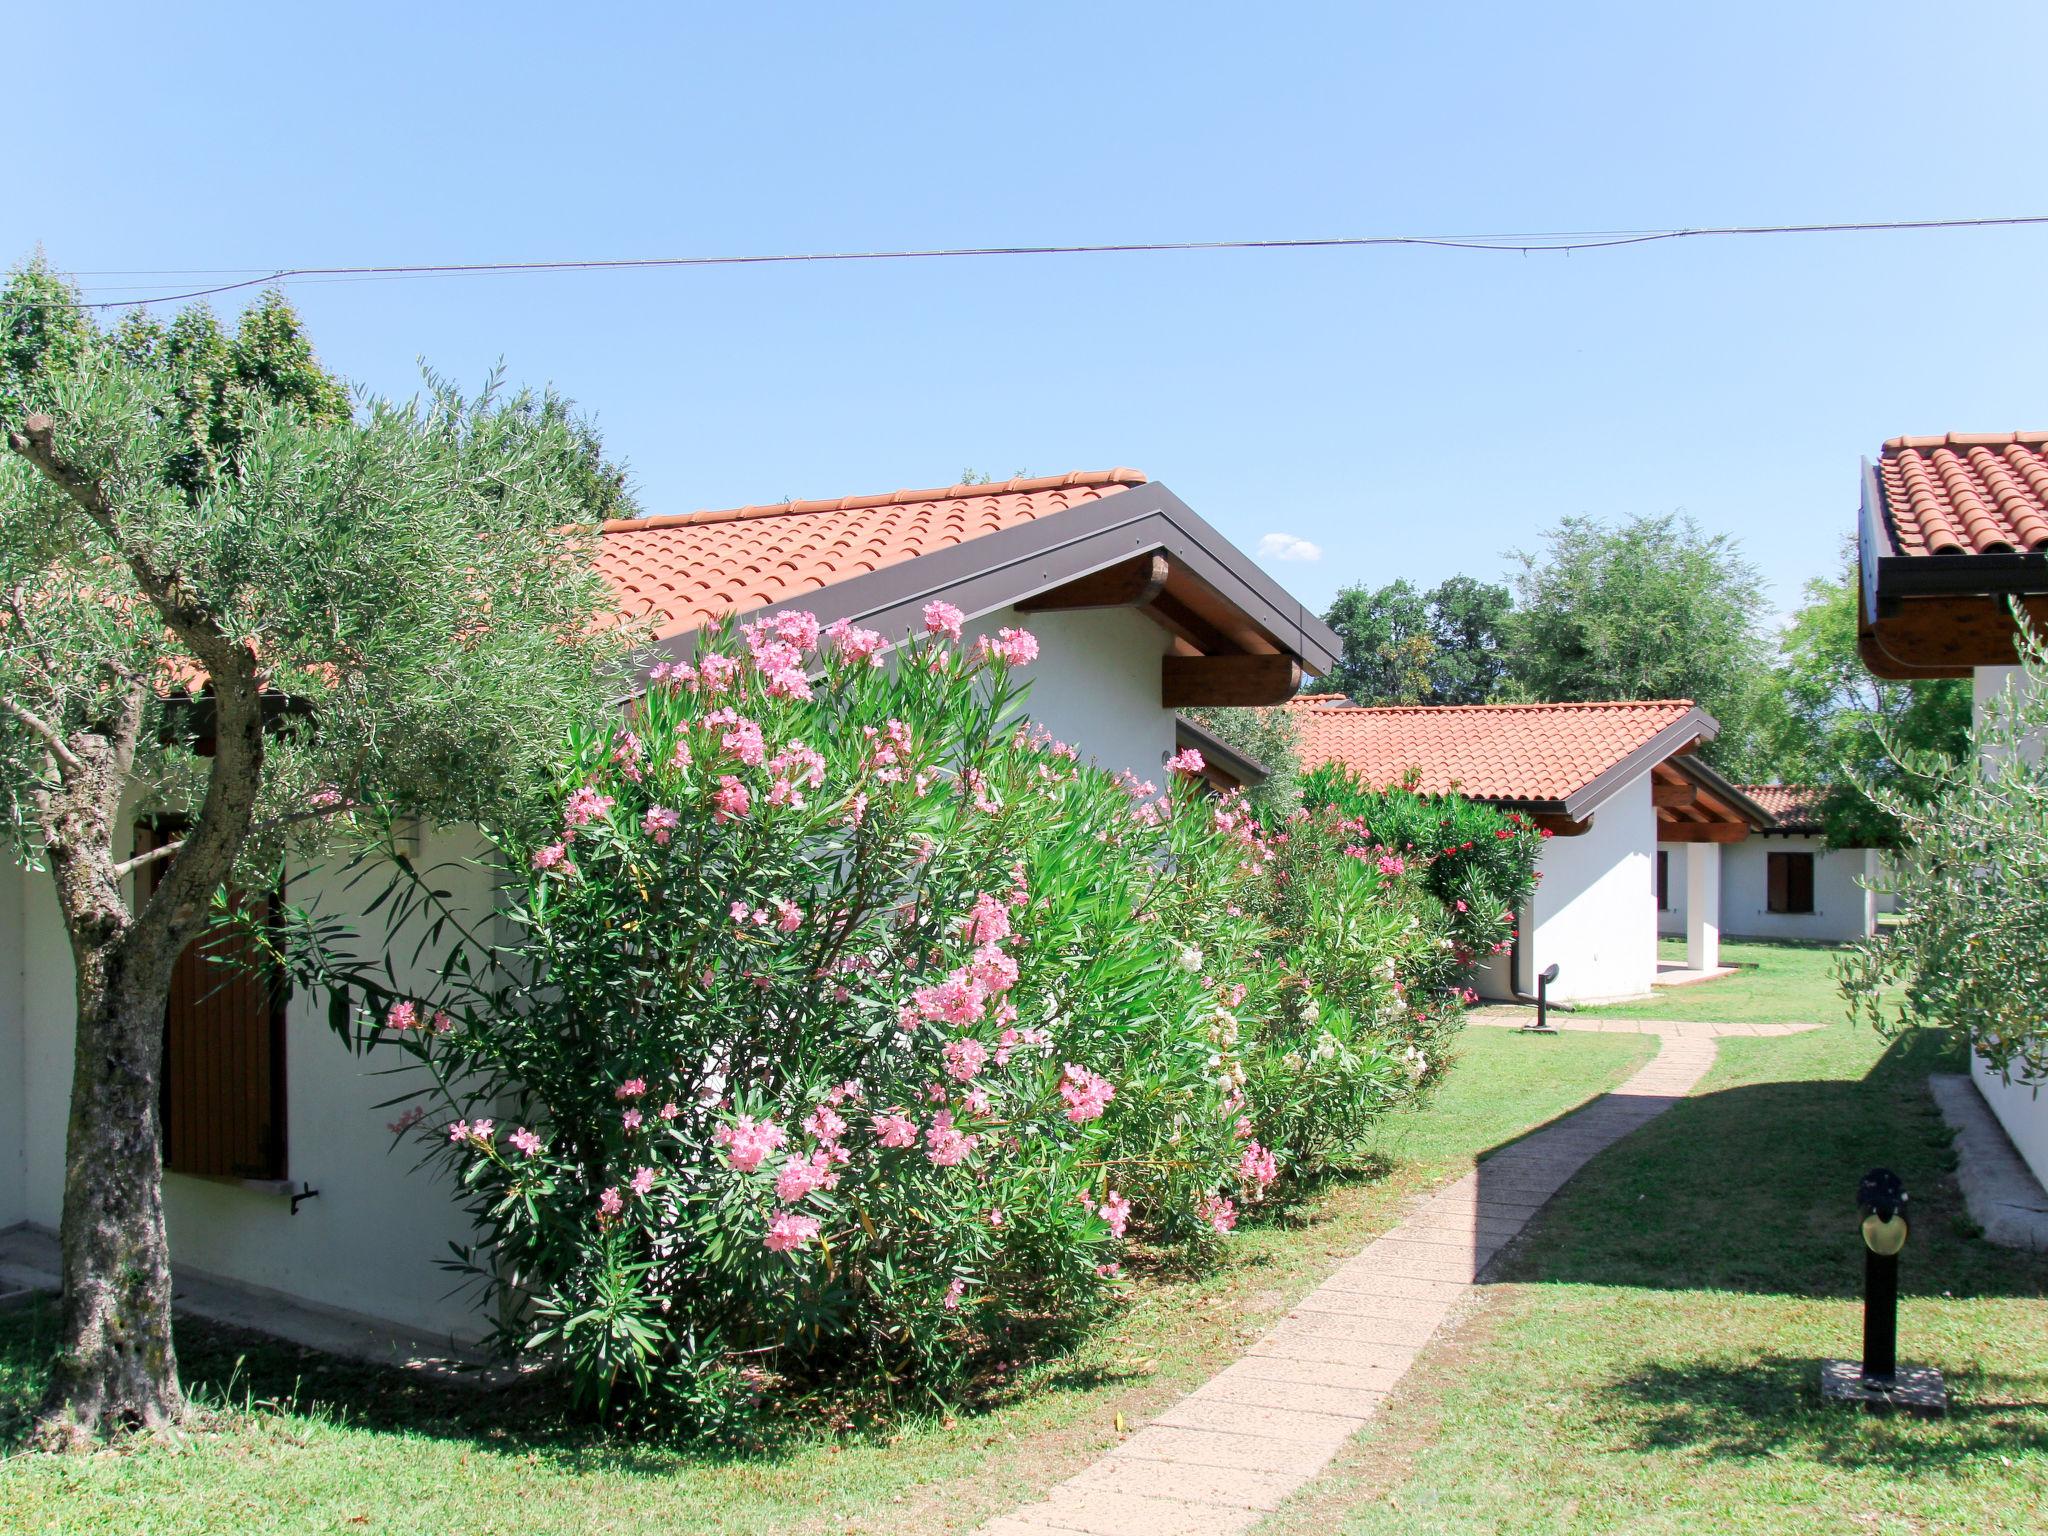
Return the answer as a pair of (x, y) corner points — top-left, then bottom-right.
(594, 469), (1147, 639)
(1285, 696), (1704, 804)
(1876, 433), (2048, 556)
(1734, 783), (1824, 827)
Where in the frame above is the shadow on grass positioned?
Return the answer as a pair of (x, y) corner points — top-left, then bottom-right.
(0, 1282), (1154, 1470)
(1604, 1354), (2048, 1473)
(1490, 1028), (2048, 1302)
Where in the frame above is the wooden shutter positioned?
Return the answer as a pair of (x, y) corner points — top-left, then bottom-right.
(1656, 851), (1669, 912)
(143, 826), (288, 1181)
(1786, 852), (1815, 915)
(1767, 851), (1789, 913)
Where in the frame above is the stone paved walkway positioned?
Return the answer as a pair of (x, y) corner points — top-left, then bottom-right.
(976, 1016), (1818, 1536)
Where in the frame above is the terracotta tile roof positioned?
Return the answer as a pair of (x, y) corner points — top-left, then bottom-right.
(594, 469), (1148, 639)
(1285, 696), (1707, 807)
(1735, 783), (1824, 828)
(1876, 433), (2048, 556)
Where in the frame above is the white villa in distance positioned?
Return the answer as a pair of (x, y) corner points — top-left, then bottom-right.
(0, 469), (1339, 1351)
(1657, 781), (1886, 947)
(1284, 695), (1736, 1005)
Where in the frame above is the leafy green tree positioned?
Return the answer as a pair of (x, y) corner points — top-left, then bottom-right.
(1503, 513), (1774, 773)
(1424, 575), (1513, 704)
(1765, 549), (1970, 845)
(1323, 577), (1511, 706)
(0, 258), (635, 1445)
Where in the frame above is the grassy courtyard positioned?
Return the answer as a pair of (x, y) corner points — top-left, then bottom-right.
(1261, 942), (2048, 1536)
(0, 1026), (1653, 1536)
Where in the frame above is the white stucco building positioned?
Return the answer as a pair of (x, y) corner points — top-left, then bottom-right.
(0, 468), (1338, 1344)
(1657, 783), (1883, 945)
(1857, 430), (2048, 1190)
(1285, 695), (1730, 1005)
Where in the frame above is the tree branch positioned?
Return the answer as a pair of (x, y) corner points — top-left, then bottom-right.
(108, 798), (360, 882)
(7, 412), (268, 956)
(0, 694), (84, 775)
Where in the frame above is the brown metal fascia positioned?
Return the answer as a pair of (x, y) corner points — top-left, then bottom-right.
(625, 480), (1340, 693)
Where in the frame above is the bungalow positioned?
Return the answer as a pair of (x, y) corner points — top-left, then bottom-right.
(1856, 430), (2048, 1188)
(0, 469), (1339, 1347)
(1656, 781), (1886, 945)
(1284, 695), (1727, 1005)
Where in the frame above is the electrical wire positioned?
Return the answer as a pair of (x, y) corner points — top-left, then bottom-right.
(12, 213), (2048, 313)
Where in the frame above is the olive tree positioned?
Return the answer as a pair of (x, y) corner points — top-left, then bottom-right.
(1839, 619), (2048, 1088)
(0, 260), (633, 1445)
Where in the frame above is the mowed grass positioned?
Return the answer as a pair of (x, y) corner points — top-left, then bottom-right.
(1260, 949), (2048, 1536)
(0, 1025), (1653, 1536)
(1577, 936), (1854, 1024)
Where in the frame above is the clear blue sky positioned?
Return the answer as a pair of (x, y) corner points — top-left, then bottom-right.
(17, 1), (2048, 622)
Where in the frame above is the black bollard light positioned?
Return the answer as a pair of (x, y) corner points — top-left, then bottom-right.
(1522, 963), (1560, 1034)
(1821, 1166), (1947, 1416)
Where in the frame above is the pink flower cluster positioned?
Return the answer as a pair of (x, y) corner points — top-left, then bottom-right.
(826, 615), (886, 664)
(872, 1109), (918, 1148)
(642, 805), (680, 845)
(766, 742), (826, 808)
(741, 611), (821, 701)
(1165, 747), (1206, 776)
(712, 776), (751, 824)
(1198, 1193), (1237, 1234)
(942, 1037), (989, 1083)
(563, 785), (614, 831)
(923, 600), (965, 642)
(924, 1110), (977, 1167)
(1096, 1189), (1133, 1238)
(1059, 1063), (1116, 1123)
(764, 1209), (821, 1253)
(715, 1115), (788, 1173)
(1237, 1140), (1279, 1198)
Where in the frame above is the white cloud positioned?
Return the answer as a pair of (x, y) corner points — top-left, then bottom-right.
(1257, 532), (1322, 563)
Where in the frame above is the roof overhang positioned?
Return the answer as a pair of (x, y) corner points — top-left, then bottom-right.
(1173, 713), (1270, 793)
(1858, 457), (2048, 679)
(1654, 754), (1771, 843)
(627, 479), (1340, 704)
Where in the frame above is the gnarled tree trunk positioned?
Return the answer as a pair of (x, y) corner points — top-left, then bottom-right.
(38, 939), (186, 1447)
(9, 411), (268, 1447)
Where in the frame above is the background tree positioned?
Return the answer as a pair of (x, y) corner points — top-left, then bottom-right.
(1763, 547), (1970, 844)
(1423, 574), (1512, 704)
(0, 258), (636, 1444)
(1322, 576), (1511, 706)
(1502, 513), (1775, 773)
(1178, 704), (1304, 822)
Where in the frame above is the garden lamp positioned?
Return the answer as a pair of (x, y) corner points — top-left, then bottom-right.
(1523, 963), (1560, 1034)
(1820, 1166), (1946, 1415)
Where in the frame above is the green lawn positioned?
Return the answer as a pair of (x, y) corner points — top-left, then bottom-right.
(1260, 950), (2048, 1536)
(0, 1026), (1653, 1536)
(1575, 936), (1853, 1024)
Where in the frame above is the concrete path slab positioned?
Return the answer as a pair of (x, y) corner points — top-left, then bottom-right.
(972, 1015), (1818, 1536)
(1929, 1073), (2048, 1251)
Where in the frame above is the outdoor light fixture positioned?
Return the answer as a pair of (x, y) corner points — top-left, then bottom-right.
(1523, 963), (1561, 1034)
(1820, 1167), (1947, 1416)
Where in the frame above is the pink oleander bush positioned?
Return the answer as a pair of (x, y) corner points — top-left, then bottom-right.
(282, 608), (1493, 1430)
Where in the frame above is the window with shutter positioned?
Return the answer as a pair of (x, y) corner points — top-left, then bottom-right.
(1767, 851), (1816, 916)
(1656, 851), (1670, 912)
(141, 823), (289, 1181)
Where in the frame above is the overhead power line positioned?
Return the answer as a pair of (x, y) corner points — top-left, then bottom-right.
(21, 213), (2048, 312)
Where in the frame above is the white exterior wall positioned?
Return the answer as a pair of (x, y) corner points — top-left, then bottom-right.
(15, 829), (490, 1342)
(965, 603), (1178, 783)
(1972, 661), (2048, 1189)
(1660, 837), (1877, 944)
(3, 603), (1182, 1336)
(1519, 770), (1658, 1005)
